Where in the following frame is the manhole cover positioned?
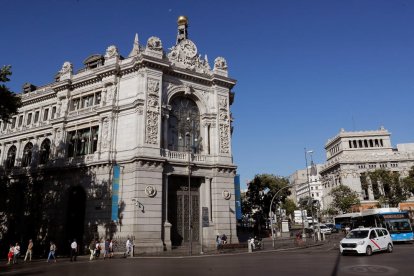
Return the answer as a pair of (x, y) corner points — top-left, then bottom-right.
(341, 265), (398, 275)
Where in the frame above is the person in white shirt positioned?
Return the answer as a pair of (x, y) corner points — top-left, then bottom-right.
(70, 239), (77, 261)
(125, 238), (133, 257)
(13, 243), (21, 264)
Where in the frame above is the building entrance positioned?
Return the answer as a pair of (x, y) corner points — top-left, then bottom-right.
(65, 186), (86, 253)
(169, 176), (200, 246)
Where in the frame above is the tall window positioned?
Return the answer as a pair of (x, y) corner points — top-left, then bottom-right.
(11, 117), (16, 128)
(34, 111), (39, 123)
(51, 106), (57, 119)
(67, 126), (99, 157)
(43, 108), (49, 121)
(70, 92), (101, 111)
(21, 142), (33, 167)
(18, 115), (23, 127)
(27, 113), (32, 125)
(168, 96), (200, 153)
(6, 145), (17, 169)
(40, 139), (51, 164)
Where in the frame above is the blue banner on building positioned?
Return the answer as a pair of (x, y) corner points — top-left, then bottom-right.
(112, 165), (120, 222)
(234, 174), (242, 220)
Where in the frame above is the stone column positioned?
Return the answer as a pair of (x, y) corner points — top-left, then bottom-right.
(163, 173), (172, 251)
(205, 177), (212, 222)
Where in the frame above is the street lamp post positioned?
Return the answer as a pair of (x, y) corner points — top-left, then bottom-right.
(304, 148), (315, 240)
(187, 131), (192, 256)
(180, 116), (197, 256)
(269, 185), (292, 248)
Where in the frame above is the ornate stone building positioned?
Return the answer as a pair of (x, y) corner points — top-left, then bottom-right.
(320, 127), (414, 211)
(0, 16), (237, 254)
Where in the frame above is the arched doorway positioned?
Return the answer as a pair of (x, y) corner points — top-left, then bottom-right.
(66, 186), (86, 253)
(168, 175), (201, 246)
(21, 142), (33, 167)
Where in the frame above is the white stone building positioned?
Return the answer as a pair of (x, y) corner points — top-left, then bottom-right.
(320, 127), (414, 211)
(289, 163), (324, 209)
(0, 16), (237, 254)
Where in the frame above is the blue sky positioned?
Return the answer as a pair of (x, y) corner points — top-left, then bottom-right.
(2, 0), (414, 189)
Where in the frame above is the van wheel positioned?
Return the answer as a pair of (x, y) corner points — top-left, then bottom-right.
(365, 245), (372, 256)
(387, 243), (393, 253)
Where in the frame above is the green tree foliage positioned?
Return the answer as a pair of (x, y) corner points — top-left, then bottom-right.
(281, 198), (297, 219)
(401, 166), (414, 195)
(246, 173), (290, 218)
(329, 185), (360, 213)
(368, 169), (411, 207)
(298, 196), (317, 217)
(0, 65), (22, 122)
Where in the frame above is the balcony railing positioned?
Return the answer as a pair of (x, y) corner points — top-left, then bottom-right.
(161, 149), (207, 162)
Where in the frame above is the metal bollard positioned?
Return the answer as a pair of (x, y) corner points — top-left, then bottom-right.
(322, 232), (325, 241)
(248, 241), (252, 253)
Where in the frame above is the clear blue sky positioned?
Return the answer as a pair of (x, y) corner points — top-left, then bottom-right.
(3, 0), (414, 189)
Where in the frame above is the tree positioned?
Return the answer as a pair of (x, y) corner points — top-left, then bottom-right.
(329, 185), (360, 213)
(0, 65), (22, 122)
(281, 198), (297, 219)
(368, 169), (411, 207)
(298, 196), (316, 217)
(401, 166), (414, 195)
(246, 173), (291, 217)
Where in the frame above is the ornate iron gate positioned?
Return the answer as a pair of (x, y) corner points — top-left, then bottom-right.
(171, 185), (199, 246)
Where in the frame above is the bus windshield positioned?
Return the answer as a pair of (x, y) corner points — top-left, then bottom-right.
(386, 219), (412, 233)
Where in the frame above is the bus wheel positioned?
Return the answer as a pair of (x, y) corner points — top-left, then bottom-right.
(387, 243), (393, 253)
(365, 245), (372, 256)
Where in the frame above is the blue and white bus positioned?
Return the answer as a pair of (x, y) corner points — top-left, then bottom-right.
(355, 208), (413, 242)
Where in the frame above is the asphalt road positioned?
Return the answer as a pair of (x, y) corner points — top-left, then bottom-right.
(1, 242), (413, 276)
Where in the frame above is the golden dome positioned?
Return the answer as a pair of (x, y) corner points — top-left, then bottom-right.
(177, 15), (188, 25)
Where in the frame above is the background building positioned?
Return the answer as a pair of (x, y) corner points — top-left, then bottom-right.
(289, 163), (324, 209)
(320, 127), (414, 211)
(0, 16), (237, 254)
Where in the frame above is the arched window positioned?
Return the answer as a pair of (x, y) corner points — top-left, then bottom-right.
(168, 96), (201, 153)
(21, 142), (33, 167)
(6, 145), (17, 169)
(40, 139), (51, 164)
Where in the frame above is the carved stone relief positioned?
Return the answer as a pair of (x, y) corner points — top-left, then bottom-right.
(218, 96), (230, 153)
(146, 37), (163, 51)
(60, 98), (68, 116)
(102, 118), (109, 149)
(106, 85), (117, 104)
(167, 39), (211, 74)
(214, 57), (228, 70)
(145, 79), (160, 144)
(105, 45), (119, 59)
(60, 61), (73, 75)
(219, 123), (230, 153)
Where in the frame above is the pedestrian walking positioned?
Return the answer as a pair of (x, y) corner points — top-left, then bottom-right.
(109, 240), (114, 258)
(24, 239), (33, 262)
(47, 241), (57, 263)
(7, 244), (14, 265)
(94, 240), (101, 258)
(13, 243), (21, 264)
(70, 239), (77, 261)
(103, 239), (110, 259)
(89, 240), (95, 261)
(125, 238), (133, 257)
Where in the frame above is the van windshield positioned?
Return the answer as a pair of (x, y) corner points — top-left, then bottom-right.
(346, 230), (369, 239)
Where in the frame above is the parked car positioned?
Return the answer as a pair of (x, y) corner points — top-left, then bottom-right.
(340, 227), (393, 256)
(318, 224), (332, 235)
(325, 223), (339, 233)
